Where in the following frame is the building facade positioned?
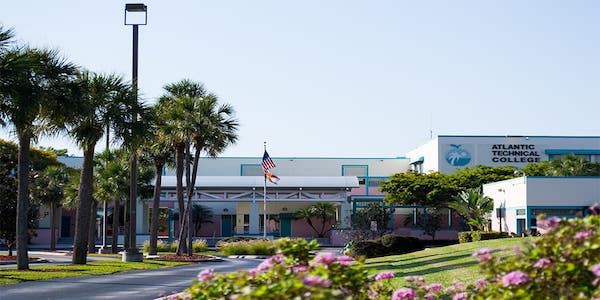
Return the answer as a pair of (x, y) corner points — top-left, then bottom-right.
(32, 135), (600, 246)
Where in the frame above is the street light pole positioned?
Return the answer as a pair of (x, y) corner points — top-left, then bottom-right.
(123, 3), (147, 262)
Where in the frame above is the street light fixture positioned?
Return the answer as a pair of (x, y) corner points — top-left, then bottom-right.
(123, 3), (147, 263)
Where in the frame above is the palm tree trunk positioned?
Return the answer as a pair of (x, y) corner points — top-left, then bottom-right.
(88, 200), (98, 253)
(72, 146), (95, 264)
(50, 203), (57, 251)
(111, 198), (120, 253)
(175, 143), (186, 255)
(149, 161), (164, 255)
(16, 131), (31, 270)
(177, 142), (193, 255)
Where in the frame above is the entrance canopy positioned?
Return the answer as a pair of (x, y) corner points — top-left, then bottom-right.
(158, 176), (359, 202)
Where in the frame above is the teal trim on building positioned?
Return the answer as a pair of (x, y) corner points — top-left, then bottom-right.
(545, 149), (600, 155)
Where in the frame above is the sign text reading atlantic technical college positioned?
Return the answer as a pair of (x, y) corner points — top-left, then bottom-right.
(491, 144), (541, 163)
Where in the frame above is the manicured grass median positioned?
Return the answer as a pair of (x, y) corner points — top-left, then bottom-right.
(364, 237), (536, 287)
(0, 260), (189, 285)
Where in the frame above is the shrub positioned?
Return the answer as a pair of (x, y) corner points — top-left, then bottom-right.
(142, 240), (171, 253)
(458, 231), (472, 243)
(219, 239), (277, 256)
(459, 231), (507, 243)
(352, 235), (423, 258)
(192, 239), (208, 253)
(351, 240), (389, 258)
(175, 238), (393, 299)
(215, 236), (257, 249)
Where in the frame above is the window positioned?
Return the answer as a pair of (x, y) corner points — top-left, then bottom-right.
(241, 164), (263, 176)
(342, 165), (367, 177)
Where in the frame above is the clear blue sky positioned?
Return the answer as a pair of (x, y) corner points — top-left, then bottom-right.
(1, 1), (599, 158)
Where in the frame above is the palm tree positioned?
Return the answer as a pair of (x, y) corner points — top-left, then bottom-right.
(156, 79), (207, 255)
(191, 204), (214, 236)
(294, 202), (338, 238)
(0, 43), (78, 269)
(449, 188), (494, 231)
(180, 93), (238, 255)
(66, 71), (129, 264)
(30, 165), (71, 251)
(547, 154), (600, 176)
(140, 126), (175, 255)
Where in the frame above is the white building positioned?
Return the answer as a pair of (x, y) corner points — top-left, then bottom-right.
(483, 177), (599, 235)
(407, 135), (600, 174)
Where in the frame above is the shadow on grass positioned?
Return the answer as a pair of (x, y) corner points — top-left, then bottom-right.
(395, 260), (478, 277)
(365, 252), (475, 272)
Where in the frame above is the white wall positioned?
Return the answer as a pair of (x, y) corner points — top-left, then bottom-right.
(526, 177), (600, 207)
(406, 138), (439, 173)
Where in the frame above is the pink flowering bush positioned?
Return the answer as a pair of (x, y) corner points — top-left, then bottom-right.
(471, 206), (600, 299)
(171, 204), (600, 299)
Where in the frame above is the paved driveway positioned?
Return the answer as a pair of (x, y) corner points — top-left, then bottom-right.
(0, 258), (262, 300)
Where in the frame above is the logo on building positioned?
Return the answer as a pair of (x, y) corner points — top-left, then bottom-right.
(445, 144), (471, 166)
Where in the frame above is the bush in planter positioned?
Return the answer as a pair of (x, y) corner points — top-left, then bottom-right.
(192, 239), (208, 253)
(215, 236), (258, 249)
(219, 239), (277, 256)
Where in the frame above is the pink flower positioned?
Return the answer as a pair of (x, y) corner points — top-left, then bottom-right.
(537, 217), (561, 230)
(197, 269), (214, 282)
(424, 294), (435, 300)
(292, 265), (308, 274)
(444, 286), (456, 293)
(453, 292), (468, 300)
(392, 288), (416, 300)
(574, 230), (594, 241)
(368, 290), (378, 298)
(502, 270), (529, 287)
(476, 278), (487, 288)
(424, 283), (442, 292)
(404, 276), (425, 284)
(591, 263), (600, 277)
(589, 203), (600, 215)
(513, 246), (522, 255)
(256, 254), (285, 272)
(336, 255), (355, 266)
(314, 252), (337, 266)
(303, 275), (331, 288)
(472, 248), (492, 256)
(533, 258), (553, 268)
(375, 271), (395, 280)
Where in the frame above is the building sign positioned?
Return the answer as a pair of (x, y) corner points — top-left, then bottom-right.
(491, 144), (541, 163)
(445, 144), (471, 166)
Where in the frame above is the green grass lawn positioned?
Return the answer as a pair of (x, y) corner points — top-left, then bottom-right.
(0, 260), (189, 285)
(364, 237), (537, 287)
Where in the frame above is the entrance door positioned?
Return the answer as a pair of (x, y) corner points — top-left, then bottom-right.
(61, 216), (71, 237)
(516, 219), (526, 235)
(279, 213), (292, 237)
(221, 215), (233, 237)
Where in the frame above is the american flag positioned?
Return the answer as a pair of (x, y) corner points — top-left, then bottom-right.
(262, 150), (276, 173)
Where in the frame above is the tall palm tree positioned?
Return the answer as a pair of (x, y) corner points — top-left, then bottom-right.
(449, 188), (494, 231)
(180, 93), (239, 255)
(156, 80), (207, 255)
(66, 71), (129, 264)
(140, 122), (175, 255)
(295, 202), (338, 238)
(0, 43), (78, 269)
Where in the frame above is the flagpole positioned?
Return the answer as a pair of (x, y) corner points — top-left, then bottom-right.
(263, 142), (267, 239)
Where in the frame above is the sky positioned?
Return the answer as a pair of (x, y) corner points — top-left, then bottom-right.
(1, 1), (600, 158)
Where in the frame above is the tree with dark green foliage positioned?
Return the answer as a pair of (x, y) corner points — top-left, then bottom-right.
(0, 37), (79, 269)
(0, 139), (66, 256)
(381, 171), (459, 206)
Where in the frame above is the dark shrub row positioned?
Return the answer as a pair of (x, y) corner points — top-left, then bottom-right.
(352, 234), (423, 258)
(458, 231), (508, 243)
